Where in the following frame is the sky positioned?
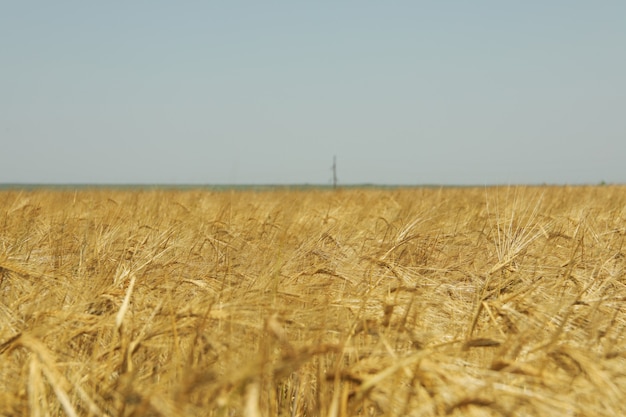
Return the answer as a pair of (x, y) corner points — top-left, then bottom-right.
(1, 2), (625, 185)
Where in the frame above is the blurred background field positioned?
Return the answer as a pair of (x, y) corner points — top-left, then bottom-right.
(1, 186), (626, 416)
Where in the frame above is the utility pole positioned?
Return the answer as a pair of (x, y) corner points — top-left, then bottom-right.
(332, 155), (338, 189)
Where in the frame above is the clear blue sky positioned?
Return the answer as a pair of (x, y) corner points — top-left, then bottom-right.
(2, 2), (625, 185)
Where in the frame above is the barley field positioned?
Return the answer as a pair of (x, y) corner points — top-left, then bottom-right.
(1, 186), (625, 416)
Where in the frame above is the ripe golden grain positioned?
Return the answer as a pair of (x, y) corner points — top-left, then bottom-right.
(0, 185), (625, 416)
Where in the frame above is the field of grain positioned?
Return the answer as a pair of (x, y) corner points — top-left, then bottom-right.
(1, 186), (625, 416)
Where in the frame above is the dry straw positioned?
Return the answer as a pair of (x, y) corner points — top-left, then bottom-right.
(1, 185), (626, 416)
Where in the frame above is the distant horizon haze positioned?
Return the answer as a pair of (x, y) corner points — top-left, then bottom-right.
(2, 2), (625, 185)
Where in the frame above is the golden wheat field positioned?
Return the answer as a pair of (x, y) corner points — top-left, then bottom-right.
(1, 186), (626, 416)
